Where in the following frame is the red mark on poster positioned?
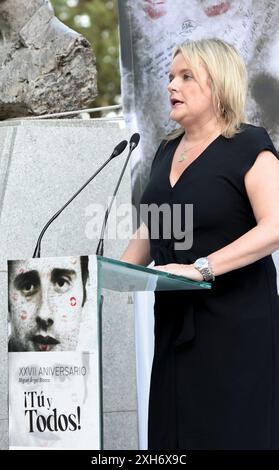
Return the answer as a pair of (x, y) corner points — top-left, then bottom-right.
(70, 297), (77, 307)
(143, 0), (167, 20)
(204, 1), (230, 17)
(20, 311), (27, 320)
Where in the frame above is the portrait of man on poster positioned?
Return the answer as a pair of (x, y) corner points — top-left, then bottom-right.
(8, 256), (89, 352)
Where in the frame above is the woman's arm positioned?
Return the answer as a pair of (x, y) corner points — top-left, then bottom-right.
(120, 222), (153, 266)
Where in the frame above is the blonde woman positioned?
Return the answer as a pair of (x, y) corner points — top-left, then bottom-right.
(121, 38), (279, 449)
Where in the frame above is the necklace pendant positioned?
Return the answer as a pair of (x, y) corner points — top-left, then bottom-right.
(178, 153), (185, 162)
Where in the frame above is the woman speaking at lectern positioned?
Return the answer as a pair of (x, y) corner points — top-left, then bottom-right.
(121, 38), (279, 449)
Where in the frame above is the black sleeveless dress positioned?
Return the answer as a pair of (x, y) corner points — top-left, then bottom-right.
(140, 123), (279, 449)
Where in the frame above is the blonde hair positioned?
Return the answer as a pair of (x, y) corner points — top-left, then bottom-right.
(166, 38), (248, 140)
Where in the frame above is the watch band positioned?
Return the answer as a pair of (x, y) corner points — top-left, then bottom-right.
(193, 257), (215, 282)
(201, 265), (215, 282)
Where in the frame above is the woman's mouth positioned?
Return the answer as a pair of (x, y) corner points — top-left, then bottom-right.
(170, 98), (184, 107)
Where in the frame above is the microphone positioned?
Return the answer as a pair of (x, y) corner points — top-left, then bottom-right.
(96, 133), (140, 257)
(32, 139), (128, 258)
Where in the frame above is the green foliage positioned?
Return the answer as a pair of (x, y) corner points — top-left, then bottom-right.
(51, 0), (120, 110)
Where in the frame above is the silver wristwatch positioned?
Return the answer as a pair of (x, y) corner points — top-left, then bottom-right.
(193, 257), (215, 281)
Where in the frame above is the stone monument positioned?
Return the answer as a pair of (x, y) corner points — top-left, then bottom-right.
(0, 0), (97, 119)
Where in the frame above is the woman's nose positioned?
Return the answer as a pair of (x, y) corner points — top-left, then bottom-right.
(167, 78), (178, 93)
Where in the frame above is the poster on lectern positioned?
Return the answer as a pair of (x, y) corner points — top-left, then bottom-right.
(7, 255), (101, 449)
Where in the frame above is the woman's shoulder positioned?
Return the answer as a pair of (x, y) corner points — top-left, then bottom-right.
(228, 122), (277, 153)
(234, 122), (271, 142)
(228, 123), (278, 172)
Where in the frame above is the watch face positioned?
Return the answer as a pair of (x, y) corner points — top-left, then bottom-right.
(195, 258), (208, 269)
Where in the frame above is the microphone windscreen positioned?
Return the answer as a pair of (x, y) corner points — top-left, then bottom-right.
(130, 133), (140, 148)
(113, 140), (128, 156)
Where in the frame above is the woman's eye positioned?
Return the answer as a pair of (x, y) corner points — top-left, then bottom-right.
(183, 74), (192, 80)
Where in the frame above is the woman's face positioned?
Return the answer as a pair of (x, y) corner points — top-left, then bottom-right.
(168, 52), (216, 127)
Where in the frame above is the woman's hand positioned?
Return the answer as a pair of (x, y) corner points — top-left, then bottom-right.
(154, 263), (204, 282)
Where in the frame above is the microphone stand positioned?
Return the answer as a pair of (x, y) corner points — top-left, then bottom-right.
(32, 140), (127, 258)
(96, 133), (140, 257)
